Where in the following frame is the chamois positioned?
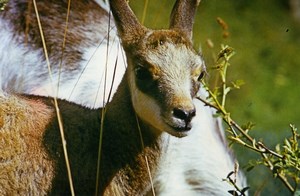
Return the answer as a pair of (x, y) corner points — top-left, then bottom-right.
(0, 0), (247, 195)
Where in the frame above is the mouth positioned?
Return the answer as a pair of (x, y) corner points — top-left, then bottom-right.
(173, 124), (192, 132)
(166, 122), (192, 138)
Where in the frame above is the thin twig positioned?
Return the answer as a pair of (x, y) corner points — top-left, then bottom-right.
(197, 93), (295, 193)
(197, 45), (297, 193)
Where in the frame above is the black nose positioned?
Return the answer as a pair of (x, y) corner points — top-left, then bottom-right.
(173, 107), (196, 123)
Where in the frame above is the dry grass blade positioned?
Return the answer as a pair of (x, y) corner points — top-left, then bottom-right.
(32, 0), (75, 195)
(141, 0), (149, 25)
(135, 114), (156, 196)
(95, 9), (112, 196)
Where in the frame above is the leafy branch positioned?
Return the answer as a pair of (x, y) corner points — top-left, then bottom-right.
(223, 163), (250, 196)
(197, 45), (300, 194)
(225, 173), (250, 196)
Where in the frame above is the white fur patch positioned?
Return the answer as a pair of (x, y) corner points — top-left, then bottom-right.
(94, 0), (110, 12)
(0, 16), (126, 109)
(31, 38), (127, 108)
(154, 94), (246, 195)
(0, 19), (46, 93)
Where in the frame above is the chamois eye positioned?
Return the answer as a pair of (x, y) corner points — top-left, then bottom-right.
(135, 66), (152, 80)
(197, 71), (206, 81)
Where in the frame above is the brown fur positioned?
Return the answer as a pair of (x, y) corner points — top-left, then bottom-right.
(0, 87), (162, 195)
(169, 0), (201, 40)
(109, 0), (147, 48)
(145, 30), (193, 50)
(2, 0), (109, 69)
(123, 29), (195, 57)
(0, 94), (54, 195)
(104, 145), (160, 196)
(0, 0), (209, 194)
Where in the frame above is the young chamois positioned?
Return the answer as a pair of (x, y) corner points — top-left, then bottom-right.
(0, 0), (247, 195)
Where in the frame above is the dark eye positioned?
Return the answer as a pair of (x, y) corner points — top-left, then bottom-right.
(135, 66), (152, 80)
(197, 71), (206, 81)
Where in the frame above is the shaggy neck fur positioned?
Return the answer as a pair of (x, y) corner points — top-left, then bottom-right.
(43, 73), (163, 195)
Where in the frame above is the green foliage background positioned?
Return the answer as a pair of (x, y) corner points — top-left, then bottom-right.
(131, 0), (300, 195)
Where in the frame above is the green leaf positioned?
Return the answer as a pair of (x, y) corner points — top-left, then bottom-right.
(228, 190), (238, 195)
(227, 171), (235, 179)
(218, 46), (235, 60)
(241, 187), (250, 194)
(241, 122), (255, 131)
(284, 139), (292, 149)
(275, 144), (281, 153)
(231, 79), (245, 89)
(246, 165), (255, 172)
(224, 87), (231, 95)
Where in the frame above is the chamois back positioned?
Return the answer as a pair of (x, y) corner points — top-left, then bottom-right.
(0, 94), (54, 194)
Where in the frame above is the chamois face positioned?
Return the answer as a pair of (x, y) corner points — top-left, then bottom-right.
(126, 30), (205, 137)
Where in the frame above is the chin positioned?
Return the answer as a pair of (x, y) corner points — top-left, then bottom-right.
(165, 128), (191, 138)
(145, 117), (192, 138)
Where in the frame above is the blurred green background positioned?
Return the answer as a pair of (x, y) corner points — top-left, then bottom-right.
(130, 0), (300, 195)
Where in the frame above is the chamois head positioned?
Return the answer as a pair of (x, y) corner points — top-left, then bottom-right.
(110, 0), (204, 137)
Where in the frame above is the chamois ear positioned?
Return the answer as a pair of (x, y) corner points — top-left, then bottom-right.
(109, 0), (146, 46)
(169, 0), (201, 40)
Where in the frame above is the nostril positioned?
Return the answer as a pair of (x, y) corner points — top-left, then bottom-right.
(173, 108), (196, 122)
(190, 109), (196, 119)
(173, 108), (187, 120)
